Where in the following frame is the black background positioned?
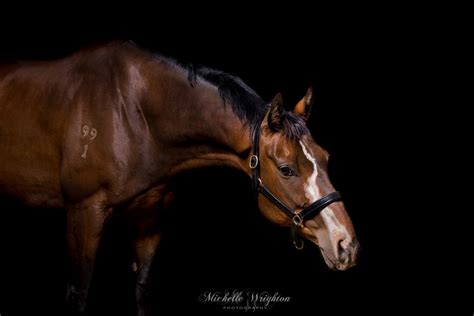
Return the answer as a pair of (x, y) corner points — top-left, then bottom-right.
(0, 8), (462, 316)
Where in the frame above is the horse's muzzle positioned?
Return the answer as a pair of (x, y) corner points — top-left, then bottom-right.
(333, 239), (360, 270)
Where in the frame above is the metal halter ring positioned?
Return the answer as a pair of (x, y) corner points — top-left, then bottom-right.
(249, 155), (259, 169)
(293, 239), (304, 250)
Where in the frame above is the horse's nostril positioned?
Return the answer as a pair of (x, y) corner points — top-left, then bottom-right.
(339, 238), (350, 250)
(336, 238), (360, 266)
(337, 239), (348, 259)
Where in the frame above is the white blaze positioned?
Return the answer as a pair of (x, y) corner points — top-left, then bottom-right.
(298, 141), (349, 239)
(299, 140), (320, 202)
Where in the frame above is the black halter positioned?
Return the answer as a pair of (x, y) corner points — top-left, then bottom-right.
(250, 120), (342, 249)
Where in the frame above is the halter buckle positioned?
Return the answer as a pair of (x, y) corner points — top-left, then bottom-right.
(249, 155), (259, 169)
(292, 213), (303, 227)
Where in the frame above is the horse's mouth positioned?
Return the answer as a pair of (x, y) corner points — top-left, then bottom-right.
(301, 233), (354, 270)
(318, 247), (343, 271)
(301, 228), (357, 271)
(318, 246), (357, 271)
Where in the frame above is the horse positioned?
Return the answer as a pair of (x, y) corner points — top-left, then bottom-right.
(0, 41), (359, 315)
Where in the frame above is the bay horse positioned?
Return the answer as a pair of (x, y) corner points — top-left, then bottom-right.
(0, 41), (359, 315)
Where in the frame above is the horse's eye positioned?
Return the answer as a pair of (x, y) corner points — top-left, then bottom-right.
(279, 165), (296, 177)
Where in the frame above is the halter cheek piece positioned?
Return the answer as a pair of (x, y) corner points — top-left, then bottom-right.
(250, 120), (342, 250)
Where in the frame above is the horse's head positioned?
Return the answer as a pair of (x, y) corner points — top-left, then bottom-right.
(254, 88), (359, 270)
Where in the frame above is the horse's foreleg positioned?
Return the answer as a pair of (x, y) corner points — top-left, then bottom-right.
(129, 189), (173, 316)
(134, 234), (161, 316)
(65, 191), (111, 316)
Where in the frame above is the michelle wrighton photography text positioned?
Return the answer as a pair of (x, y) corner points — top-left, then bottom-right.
(199, 289), (291, 311)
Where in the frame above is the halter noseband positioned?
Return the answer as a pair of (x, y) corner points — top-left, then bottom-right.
(250, 118), (342, 250)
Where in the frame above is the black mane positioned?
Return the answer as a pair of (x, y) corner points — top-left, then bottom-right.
(150, 49), (309, 140)
(195, 67), (266, 132)
(194, 66), (309, 140)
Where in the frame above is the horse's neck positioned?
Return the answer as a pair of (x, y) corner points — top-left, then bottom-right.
(168, 86), (252, 175)
(143, 65), (252, 177)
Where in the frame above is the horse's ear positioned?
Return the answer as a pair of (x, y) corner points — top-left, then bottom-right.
(293, 87), (313, 119)
(268, 93), (284, 131)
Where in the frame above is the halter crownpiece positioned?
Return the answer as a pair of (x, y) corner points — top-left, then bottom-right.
(250, 116), (342, 250)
